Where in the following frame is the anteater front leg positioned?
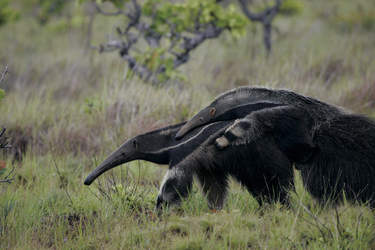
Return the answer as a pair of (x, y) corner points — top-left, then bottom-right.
(194, 168), (229, 211)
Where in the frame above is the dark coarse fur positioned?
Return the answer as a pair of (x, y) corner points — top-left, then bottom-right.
(175, 86), (341, 140)
(84, 121), (294, 212)
(163, 121), (294, 211)
(179, 86), (375, 207)
(297, 113), (375, 206)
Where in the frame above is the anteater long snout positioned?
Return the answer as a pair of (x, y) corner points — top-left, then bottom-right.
(84, 141), (135, 185)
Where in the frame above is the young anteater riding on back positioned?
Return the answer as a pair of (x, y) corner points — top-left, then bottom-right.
(85, 120), (294, 212)
(175, 87), (375, 207)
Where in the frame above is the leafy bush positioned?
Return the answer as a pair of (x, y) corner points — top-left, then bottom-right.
(36, 0), (69, 24)
(0, 1), (20, 27)
(332, 9), (375, 32)
(279, 0), (303, 16)
(0, 89), (4, 104)
(81, 0), (248, 83)
(0, 67), (12, 181)
(111, 184), (156, 210)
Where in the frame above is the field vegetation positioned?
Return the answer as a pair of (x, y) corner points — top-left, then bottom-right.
(1, 0), (375, 248)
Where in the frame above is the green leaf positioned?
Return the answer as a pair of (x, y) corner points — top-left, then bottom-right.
(164, 58), (174, 70)
(0, 0), (20, 26)
(143, 3), (153, 16)
(0, 168), (6, 175)
(107, 0), (127, 9)
(0, 89), (5, 104)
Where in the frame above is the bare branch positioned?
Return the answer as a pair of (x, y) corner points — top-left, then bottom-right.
(0, 126), (12, 149)
(93, 2), (124, 16)
(173, 26), (224, 68)
(124, 0), (142, 33)
(0, 65), (9, 84)
(0, 178), (14, 184)
(238, 0), (282, 22)
(238, 0), (283, 55)
(122, 54), (153, 81)
(0, 126), (5, 137)
(238, 0), (263, 21)
(3, 166), (15, 180)
(94, 1), (235, 83)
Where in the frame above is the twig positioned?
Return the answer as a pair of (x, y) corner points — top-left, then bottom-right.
(0, 163), (22, 193)
(0, 126), (12, 149)
(237, 0), (283, 55)
(50, 147), (74, 205)
(4, 166), (15, 180)
(94, 2), (124, 16)
(298, 213), (329, 243)
(238, 0), (283, 22)
(297, 200), (333, 242)
(0, 179), (14, 184)
(95, 182), (111, 200)
(0, 65), (9, 84)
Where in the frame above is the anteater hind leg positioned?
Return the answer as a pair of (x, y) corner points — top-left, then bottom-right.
(194, 168), (229, 210)
(247, 176), (291, 208)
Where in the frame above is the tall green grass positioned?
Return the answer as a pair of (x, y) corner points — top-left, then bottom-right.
(1, 0), (375, 248)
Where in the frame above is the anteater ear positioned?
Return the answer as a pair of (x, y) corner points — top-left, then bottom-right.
(209, 108), (216, 116)
(132, 139), (138, 149)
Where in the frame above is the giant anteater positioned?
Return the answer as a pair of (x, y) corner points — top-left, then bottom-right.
(84, 120), (295, 211)
(175, 86), (375, 207)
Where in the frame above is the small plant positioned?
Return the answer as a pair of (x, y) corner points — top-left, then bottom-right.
(0, 0), (20, 27)
(279, 0), (303, 16)
(111, 183), (156, 210)
(0, 197), (16, 235)
(0, 126), (12, 182)
(332, 9), (375, 32)
(0, 66), (15, 236)
(0, 66), (13, 185)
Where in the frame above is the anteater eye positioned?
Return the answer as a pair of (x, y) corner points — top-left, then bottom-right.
(132, 139), (138, 148)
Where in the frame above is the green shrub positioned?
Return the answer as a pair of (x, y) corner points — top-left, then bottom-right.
(0, 0), (20, 27)
(279, 0), (303, 16)
(333, 10), (375, 32)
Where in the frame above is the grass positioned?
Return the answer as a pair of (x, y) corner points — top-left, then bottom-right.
(1, 0), (375, 248)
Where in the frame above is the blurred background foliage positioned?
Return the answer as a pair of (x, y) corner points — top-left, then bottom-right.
(0, 0), (374, 161)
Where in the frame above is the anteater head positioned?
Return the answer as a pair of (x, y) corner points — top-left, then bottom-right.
(155, 167), (193, 212)
(84, 136), (141, 185)
(175, 88), (284, 139)
(84, 123), (186, 185)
